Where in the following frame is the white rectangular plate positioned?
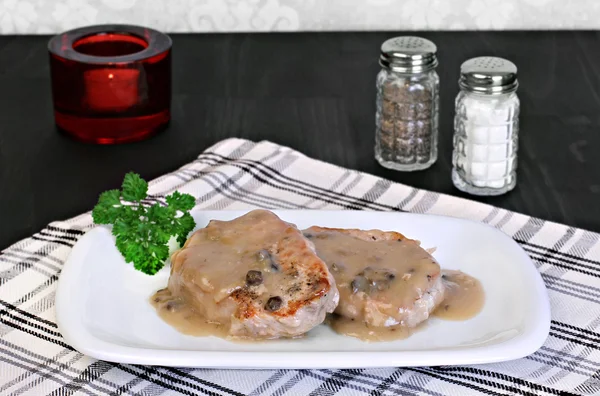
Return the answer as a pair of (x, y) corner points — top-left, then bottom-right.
(55, 210), (550, 369)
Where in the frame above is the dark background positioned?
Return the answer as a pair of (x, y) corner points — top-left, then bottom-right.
(1, 31), (599, 249)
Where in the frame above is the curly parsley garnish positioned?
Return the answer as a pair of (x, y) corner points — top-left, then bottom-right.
(92, 172), (196, 275)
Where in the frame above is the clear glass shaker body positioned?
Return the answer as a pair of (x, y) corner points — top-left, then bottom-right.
(452, 90), (520, 195)
(375, 68), (440, 171)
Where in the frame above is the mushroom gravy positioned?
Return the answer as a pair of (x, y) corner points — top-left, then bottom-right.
(150, 210), (337, 340)
(303, 228), (443, 332)
(323, 270), (485, 342)
(149, 211), (484, 343)
(304, 228), (484, 342)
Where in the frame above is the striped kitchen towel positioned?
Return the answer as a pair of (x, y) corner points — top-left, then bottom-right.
(1, 138), (599, 396)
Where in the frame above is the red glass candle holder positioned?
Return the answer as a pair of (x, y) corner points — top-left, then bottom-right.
(48, 24), (172, 144)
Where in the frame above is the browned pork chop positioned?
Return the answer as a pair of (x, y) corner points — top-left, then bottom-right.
(153, 210), (339, 340)
(303, 226), (445, 333)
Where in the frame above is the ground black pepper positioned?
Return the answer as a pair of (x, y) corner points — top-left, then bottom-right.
(378, 79), (434, 165)
(375, 36), (440, 171)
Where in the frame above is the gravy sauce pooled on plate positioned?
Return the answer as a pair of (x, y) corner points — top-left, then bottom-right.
(151, 288), (229, 338)
(325, 315), (417, 342)
(304, 226), (484, 342)
(434, 270), (485, 321)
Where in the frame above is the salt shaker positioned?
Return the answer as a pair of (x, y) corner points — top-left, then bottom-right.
(375, 36), (440, 171)
(451, 57), (520, 196)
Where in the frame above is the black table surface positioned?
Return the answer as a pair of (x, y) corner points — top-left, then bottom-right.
(1, 31), (600, 250)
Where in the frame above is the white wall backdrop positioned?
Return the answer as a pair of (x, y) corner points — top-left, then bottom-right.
(0, 0), (598, 34)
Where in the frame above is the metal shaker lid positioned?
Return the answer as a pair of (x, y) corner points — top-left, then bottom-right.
(459, 56), (518, 94)
(379, 36), (438, 73)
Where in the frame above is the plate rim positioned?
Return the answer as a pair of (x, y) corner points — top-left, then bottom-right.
(55, 209), (551, 368)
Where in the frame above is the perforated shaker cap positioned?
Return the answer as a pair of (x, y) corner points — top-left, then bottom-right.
(379, 36), (438, 73)
(459, 56), (518, 95)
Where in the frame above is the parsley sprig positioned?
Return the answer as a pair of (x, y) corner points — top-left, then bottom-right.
(92, 172), (196, 275)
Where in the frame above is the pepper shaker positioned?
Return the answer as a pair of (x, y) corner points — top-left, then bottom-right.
(375, 36), (440, 171)
(451, 57), (520, 195)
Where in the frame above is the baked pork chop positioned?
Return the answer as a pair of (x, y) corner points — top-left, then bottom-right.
(303, 226), (445, 338)
(152, 210), (339, 340)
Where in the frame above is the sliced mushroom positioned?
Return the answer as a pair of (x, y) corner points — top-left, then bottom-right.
(246, 270), (263, 286)
(351, 267), (397, 294)
(351, 276), (369, 294)
(265, 296), (283, 311)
